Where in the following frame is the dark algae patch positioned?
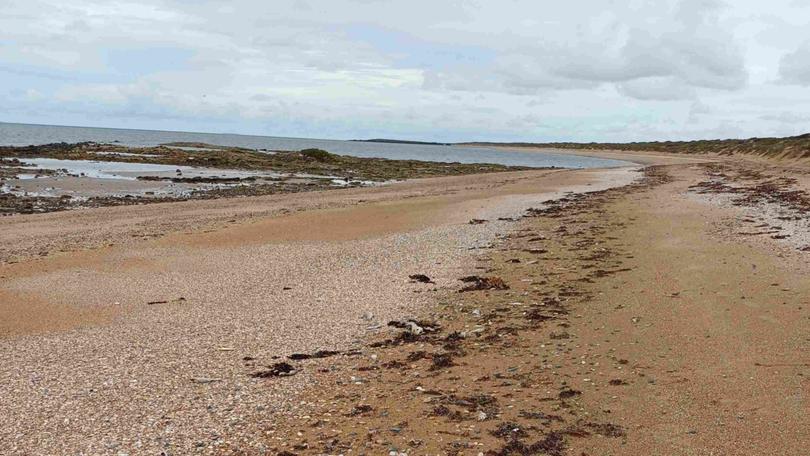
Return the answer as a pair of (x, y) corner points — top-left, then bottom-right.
(252, 362), (297, 378)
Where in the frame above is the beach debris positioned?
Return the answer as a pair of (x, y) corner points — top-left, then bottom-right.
(519, 411), (564, 423)
(345, 404), (374, 417)
(146, 297), (186, 305)
(558, 388), (582, 400)
(525, 308), (554, 322)
(754, 361), (810, 367)
(191, 377), (221, 384)
(406, 350), (430, 362)
(491, 422), (527, 440)
(458, 275), (509, 292)
(430, 352), (455, 370)
(524, 248), (548, 254)
(288, 350), (341, 361)
(585, 422), (626, 438)
(486, 431), (566, 456)
(469, 219), (488, 224)
(408, 274), (434, 284)
(252, 362), (297, 378)
(387, 319), (439, 336)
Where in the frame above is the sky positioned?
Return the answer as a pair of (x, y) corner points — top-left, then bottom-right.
(2, 0), (810, 143)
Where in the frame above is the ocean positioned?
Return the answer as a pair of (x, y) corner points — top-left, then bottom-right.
(0, 122), (630, 169)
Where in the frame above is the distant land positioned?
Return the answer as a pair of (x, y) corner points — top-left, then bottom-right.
(353, 138), (452, 146)
(355, 133), (810, 161)
(459, 133), (810, 161)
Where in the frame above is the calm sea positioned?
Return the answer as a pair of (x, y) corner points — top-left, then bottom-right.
(0, 122), (630, 169)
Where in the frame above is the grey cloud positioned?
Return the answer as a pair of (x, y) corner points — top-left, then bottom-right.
(779, 42), (810, 86)
(759, 111), (810, 123)
(425, 0), (747, 99)
(617, 77), (697, 101)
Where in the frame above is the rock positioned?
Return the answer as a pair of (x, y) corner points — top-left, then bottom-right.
(406, 322), (424, 336)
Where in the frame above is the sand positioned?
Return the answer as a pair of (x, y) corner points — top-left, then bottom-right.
(2, 150), (809, 455)
(260, 159), (810, 456)
(0, 165), (636, 454)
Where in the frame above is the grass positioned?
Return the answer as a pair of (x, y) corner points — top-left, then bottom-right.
(462, 133), (810, 161)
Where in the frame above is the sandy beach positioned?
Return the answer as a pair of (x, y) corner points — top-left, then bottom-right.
(261, 153), (810, 455)
(0, 162), (635, 454)
(2, 149), (809, 455)
(5, 0), (809, 453)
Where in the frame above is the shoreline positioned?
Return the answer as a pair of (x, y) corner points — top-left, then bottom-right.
(1, 142), (540, 216)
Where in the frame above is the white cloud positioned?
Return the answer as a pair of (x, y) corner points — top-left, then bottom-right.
(0, 0), (809, 141)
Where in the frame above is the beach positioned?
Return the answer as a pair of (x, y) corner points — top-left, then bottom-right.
(0, 160), (633, 453)
(1, 149), (809, 455)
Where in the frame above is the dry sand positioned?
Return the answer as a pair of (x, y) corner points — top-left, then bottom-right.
(3, 150), (809, 455)
(261, 158), (810, 456)
(0, 165), (637, 455)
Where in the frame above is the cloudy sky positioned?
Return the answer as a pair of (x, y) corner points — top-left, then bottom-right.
(2, 0), (810, 142)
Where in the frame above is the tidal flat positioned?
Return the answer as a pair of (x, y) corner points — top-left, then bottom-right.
(0, 142), (535, 215)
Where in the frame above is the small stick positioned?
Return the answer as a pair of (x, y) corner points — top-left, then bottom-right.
(754, 362), (810, 367)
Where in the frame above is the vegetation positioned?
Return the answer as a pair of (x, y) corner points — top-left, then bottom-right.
(462, 133), (810, 161)
(0, 142), (535, 181)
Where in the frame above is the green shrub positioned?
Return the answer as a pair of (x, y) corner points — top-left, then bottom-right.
(299, 148), (335, 162)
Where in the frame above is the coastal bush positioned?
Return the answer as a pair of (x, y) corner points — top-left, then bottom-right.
(299, 148), (335, 162)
